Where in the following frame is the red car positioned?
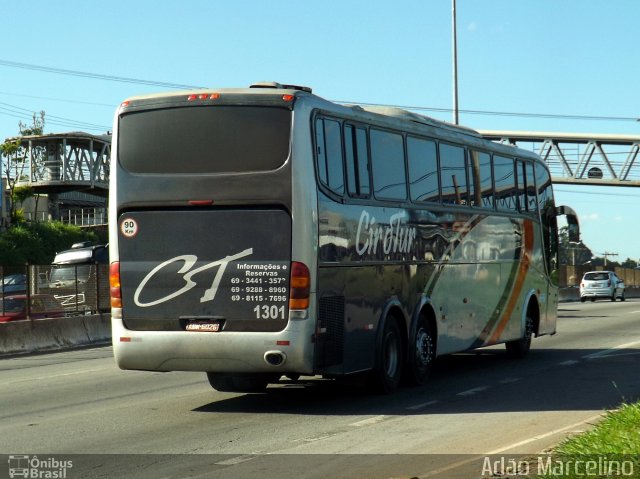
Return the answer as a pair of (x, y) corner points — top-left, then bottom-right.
(0, 294), (65, 323)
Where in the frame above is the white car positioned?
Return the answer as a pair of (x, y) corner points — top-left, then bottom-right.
(580, 271), (625, 302)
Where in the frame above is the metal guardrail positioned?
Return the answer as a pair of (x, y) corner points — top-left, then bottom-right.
(1, 264), (635, 320)
(23, 208), (108, 226)
(0, 264), (109, 320)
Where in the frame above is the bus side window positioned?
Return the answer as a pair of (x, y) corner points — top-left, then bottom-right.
(494, 155), (517, 212)
(315, 118), (344, 195)
(469, 150), (493, 208)
(408, 136), (439, 203)
(370, 129), (407, 201)
(480, 151), (494, 209)
(526, 161), (537, 212)
(344, 124), (370, 198)
(536, 164), (558, 281)
(517, 159), (527, 212)
(439, 143), (468, 206)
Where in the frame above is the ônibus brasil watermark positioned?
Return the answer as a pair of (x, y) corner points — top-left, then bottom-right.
(7, 455), (73, 479)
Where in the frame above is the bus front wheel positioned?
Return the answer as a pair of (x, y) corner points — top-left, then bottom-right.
(369, 316), (404, 394)
(505, 308), (534, 359)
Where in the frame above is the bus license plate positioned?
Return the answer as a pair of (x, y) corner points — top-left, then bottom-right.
(186, 322), (221, 332)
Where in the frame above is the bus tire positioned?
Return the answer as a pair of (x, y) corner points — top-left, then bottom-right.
(404, 315), (435, 387)
(369, 316), (403, 394)
(505, 307), (534, 359)
(207, 373), (271, 393)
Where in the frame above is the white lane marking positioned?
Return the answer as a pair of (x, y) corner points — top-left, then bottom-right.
(418, 413), (604, 478)
(349, 415), (386, 427)
(628, 311), (640, 314)
(583, 339), (640, 360)
(456, 386), (489, 396)
(499, 377), (521, 384)
(558, 360), (580, 366)
(214, 455), (257, 466)
(406, 400), (439, 411)
(3, 367), (112, 385)
(302, 434), (336, 443)
(486, 413), (604, 454)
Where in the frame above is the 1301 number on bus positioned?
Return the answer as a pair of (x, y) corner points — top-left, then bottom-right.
(253, 305), (286, 320)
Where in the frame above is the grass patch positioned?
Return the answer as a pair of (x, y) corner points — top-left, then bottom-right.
(556, 402), (640, 455)
(534, 402), (640, 477)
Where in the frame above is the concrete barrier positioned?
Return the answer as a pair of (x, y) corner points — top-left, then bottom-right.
(2, 286), (639, 356)
(559, 286), (640, 302)
(0, 313), (111, 356)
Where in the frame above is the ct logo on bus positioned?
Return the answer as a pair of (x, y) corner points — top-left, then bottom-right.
(121, 218), (138, 238)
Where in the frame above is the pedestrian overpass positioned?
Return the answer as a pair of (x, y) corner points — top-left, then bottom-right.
(480, 130), (640, 187)
(7, 129), (640, 221)
(12, 131), (110, 192)
(6, 132), (110, 224)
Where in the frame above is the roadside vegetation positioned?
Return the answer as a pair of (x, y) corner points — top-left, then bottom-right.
(535, 401), (640, 478)
(0, 221), (98, 265)
(0, 113), (100, 265)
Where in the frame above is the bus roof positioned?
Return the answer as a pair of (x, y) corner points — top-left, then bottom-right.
(120, 82), (542, 163)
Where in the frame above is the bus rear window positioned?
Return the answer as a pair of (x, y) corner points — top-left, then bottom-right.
(118, 106), (291, 174)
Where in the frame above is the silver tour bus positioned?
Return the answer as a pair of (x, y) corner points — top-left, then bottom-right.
(109, 82), (579, 393)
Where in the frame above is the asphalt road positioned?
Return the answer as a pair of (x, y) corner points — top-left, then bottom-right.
(1, 299), (639, 478)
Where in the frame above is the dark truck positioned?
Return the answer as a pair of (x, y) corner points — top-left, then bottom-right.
(44, 242), (109, 313)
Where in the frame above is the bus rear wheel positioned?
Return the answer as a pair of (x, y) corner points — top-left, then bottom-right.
(207, 373), (273, 393)
(369, 316), (404, 394)
(404, 315), (435, 387)
(505, 308), (534, 359)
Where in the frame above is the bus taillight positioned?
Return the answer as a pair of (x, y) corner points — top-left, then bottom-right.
(289, 262), (310, 311)
(110, 262), (122, 309)
(187, 93), (220, 101)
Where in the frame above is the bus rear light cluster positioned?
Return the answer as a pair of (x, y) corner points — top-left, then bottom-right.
(187, 93), (220, 101)
(110, 262), (122, 309)
(185, 92), (293, 102)
(289, 261), (310, 311)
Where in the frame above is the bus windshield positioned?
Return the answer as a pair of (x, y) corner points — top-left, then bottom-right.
(118, 106), (292, 174)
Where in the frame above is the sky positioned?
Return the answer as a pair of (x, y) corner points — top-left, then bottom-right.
(1, 0), (639, 262)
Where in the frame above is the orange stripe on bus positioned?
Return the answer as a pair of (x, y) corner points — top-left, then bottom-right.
(489, 220), (534, 343)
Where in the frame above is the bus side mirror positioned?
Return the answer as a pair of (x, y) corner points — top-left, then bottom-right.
(556, 205), (580, 244)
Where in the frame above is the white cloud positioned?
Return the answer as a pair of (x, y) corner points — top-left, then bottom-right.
(580, 213), (600, 222)
(467, 22), (477, 32)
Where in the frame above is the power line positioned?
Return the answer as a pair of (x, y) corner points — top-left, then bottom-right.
(337, 100), (640, 123)
(0, 102), (110, 132)
(0, 58), (205, 90)
(1, 58), (638, 123)
(0, 101), (108, 129)
(0, 90), (114, 108)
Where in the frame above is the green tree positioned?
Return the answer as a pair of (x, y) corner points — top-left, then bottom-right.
(18, 111), (45, 136)
(1, 111), (46, 224)
(621, 258), (638, 269)
(559, 226), (592, 265)
(0, 221), (98, 265)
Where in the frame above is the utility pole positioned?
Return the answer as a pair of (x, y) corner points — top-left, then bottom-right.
(600, 251), (618, 267)
(452, 0), (459, 125)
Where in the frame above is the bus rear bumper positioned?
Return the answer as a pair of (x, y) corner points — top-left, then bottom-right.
(111, 317), (315, 375)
